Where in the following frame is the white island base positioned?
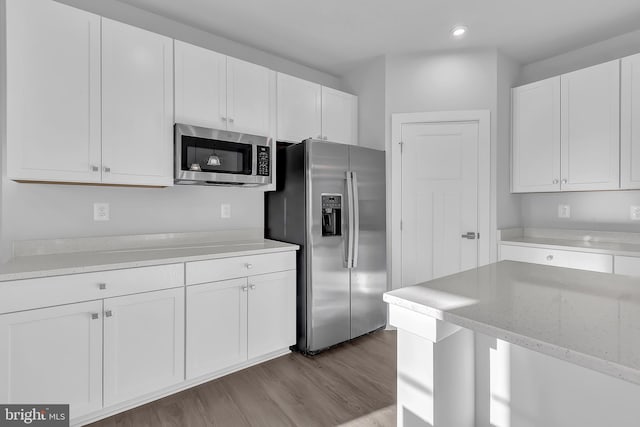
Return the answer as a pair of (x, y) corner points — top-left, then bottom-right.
(385, 261), (640, 427)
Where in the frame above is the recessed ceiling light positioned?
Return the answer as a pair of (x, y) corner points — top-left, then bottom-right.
(451, 25), (468, 38)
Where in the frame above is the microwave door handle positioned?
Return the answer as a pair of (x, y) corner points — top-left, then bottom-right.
(346, 171), (354, 268)
(351, 171), (359, 269)
(251, 144), (258, 176)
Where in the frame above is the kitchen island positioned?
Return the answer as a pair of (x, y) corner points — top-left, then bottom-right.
(384, 260), (640, 427)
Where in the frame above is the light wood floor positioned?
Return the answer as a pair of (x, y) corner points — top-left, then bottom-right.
(90, 330), (397, 427)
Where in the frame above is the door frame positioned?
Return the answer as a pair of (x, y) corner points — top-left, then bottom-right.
(391, 110), (492, 290)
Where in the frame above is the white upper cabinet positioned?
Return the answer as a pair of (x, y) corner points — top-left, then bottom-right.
(512, 77), (561, 193)
(174, 40), (227, 130)
(277, 73), (322, 143)
(621, 53), (640, 189)
(321, 86), (358, 145)
(277, 73), (358, 144)
(227, 57), (272, 136)
(6, 0), (101, 183)
(560, 60), (620, 191)
(101, 19), (174, 187)
(174, 41), (272, 136)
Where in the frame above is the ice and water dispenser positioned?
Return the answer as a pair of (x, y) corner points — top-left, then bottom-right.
(321, 194), (342, 236)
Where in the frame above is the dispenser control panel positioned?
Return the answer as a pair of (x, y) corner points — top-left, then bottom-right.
(321, 194), (342, 237)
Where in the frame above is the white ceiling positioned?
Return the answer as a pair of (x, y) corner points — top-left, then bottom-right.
(120, 0), (640, 76)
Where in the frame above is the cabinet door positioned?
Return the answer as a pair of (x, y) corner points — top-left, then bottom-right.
(103, 288), (184, 406)
(101, 18), (174, 186)
(227, 57), (271, 136)
(321, 86), (358, 145)
(561, 60), (620, 191)
(6, 0), (101, 183)
(0, 301), (103, 419)
(247, 271), (296, 359)
(621, 53), (640, 189)
(511, 77), (561, 192)
(174, 40), (227, 130)
(186, 278), (248, 379)
(277, 73), (322, 143)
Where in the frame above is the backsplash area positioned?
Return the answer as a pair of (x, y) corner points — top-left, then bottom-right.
(0, 180), (263, 261)
(521, 190), (640, 231)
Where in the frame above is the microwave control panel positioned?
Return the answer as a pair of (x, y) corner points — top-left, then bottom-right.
(257, 146), (270, 176)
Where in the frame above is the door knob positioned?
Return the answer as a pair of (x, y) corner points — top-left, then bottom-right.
(245, 263), (253, 269)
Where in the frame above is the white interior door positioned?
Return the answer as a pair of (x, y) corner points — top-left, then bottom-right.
(401, 121), (479, 286)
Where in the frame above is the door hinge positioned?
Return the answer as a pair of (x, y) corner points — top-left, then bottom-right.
(399, 141), (404, 153)
(400, 220), (403, 231)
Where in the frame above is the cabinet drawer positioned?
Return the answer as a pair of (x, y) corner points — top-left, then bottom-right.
(186, 252), (296, 285)
(614, 256), (640, 277)
(0, 264), (184, 314)
(499, 244), (612, 273)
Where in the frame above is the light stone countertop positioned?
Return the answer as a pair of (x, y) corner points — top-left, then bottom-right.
(499, 227), (640, 257)
(384, 261), (640, 385)
(0, 239), (299, 282)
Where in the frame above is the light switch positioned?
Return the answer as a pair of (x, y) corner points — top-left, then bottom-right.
(94, 203), (110, 221)
(221, 204), (231, 219)
(558, 204), (570, 219)
(630, 206), (640, 221)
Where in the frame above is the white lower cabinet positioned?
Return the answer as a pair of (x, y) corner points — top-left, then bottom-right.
(614, 256), (640, 277)
(103, 288), (185, 406)
(186, 278), (248, 379)
(186, 269), (296, 379)
(499, 244), (613, 273)
(248, 271), (296, 359)
(0, 301), (103, 419)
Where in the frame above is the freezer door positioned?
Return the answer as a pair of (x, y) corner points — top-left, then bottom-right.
(306, 141), (351, 352)
(349, 146), (387, 338)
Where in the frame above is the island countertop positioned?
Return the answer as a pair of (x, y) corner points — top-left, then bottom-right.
(384, 260), (640, 385)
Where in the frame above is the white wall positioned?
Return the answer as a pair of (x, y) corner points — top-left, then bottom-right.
(496, 53), (522, 229)
(0, 0), (342, 261)
(341, 56), (386, 151)
(517, 29), (640, 232)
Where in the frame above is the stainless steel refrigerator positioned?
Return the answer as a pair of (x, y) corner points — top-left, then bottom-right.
(265, 139), (386, 354)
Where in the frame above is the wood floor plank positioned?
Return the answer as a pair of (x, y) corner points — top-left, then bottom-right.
(89, 330), (396, 427)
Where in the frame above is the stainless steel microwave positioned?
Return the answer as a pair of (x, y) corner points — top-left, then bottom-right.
(174, 124), (272, 186)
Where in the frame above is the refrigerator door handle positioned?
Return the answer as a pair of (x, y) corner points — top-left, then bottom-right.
(346, 171), (355, 268)
(351, 171), (360, 268)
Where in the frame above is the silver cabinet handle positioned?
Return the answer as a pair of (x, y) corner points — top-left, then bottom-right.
(103, 166), (111, 173)
(91, 165), (99, 172)
(91, 313), (99, 320)
(546, 255), (554, 261)
(461, 232), (477, 240)
(323, 136), (328, 140)
(245, 263), (253, 269)
(553, 179), (559, 184)
(105, 310), (113, 317)
(561, 179), (567, 184)
(221, 116), (227, 122)
(228, 118), (235, 123)
(317, 134), (323, 139)
(242, 286), (248, 292)
(249, 284), (256, 290)
(98, 283), (107, 290)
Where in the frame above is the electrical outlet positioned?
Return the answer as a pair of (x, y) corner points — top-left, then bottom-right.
(631, 206), (640, 221)
(221, 204), (231, 219)
(94, 203), (110, 221)
(558, 204), (570, 219)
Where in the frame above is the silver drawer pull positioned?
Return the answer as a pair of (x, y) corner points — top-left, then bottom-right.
(91, 313), (99, 320)
(91, 165), (99, 172)
(245, 263), (253, 269)
(553, 179), (559, 184)
(546, 255), (554, 261)
(98, 283), (107, 290)
(103, 166), (111, 173)
(105, 310), (113, 318)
